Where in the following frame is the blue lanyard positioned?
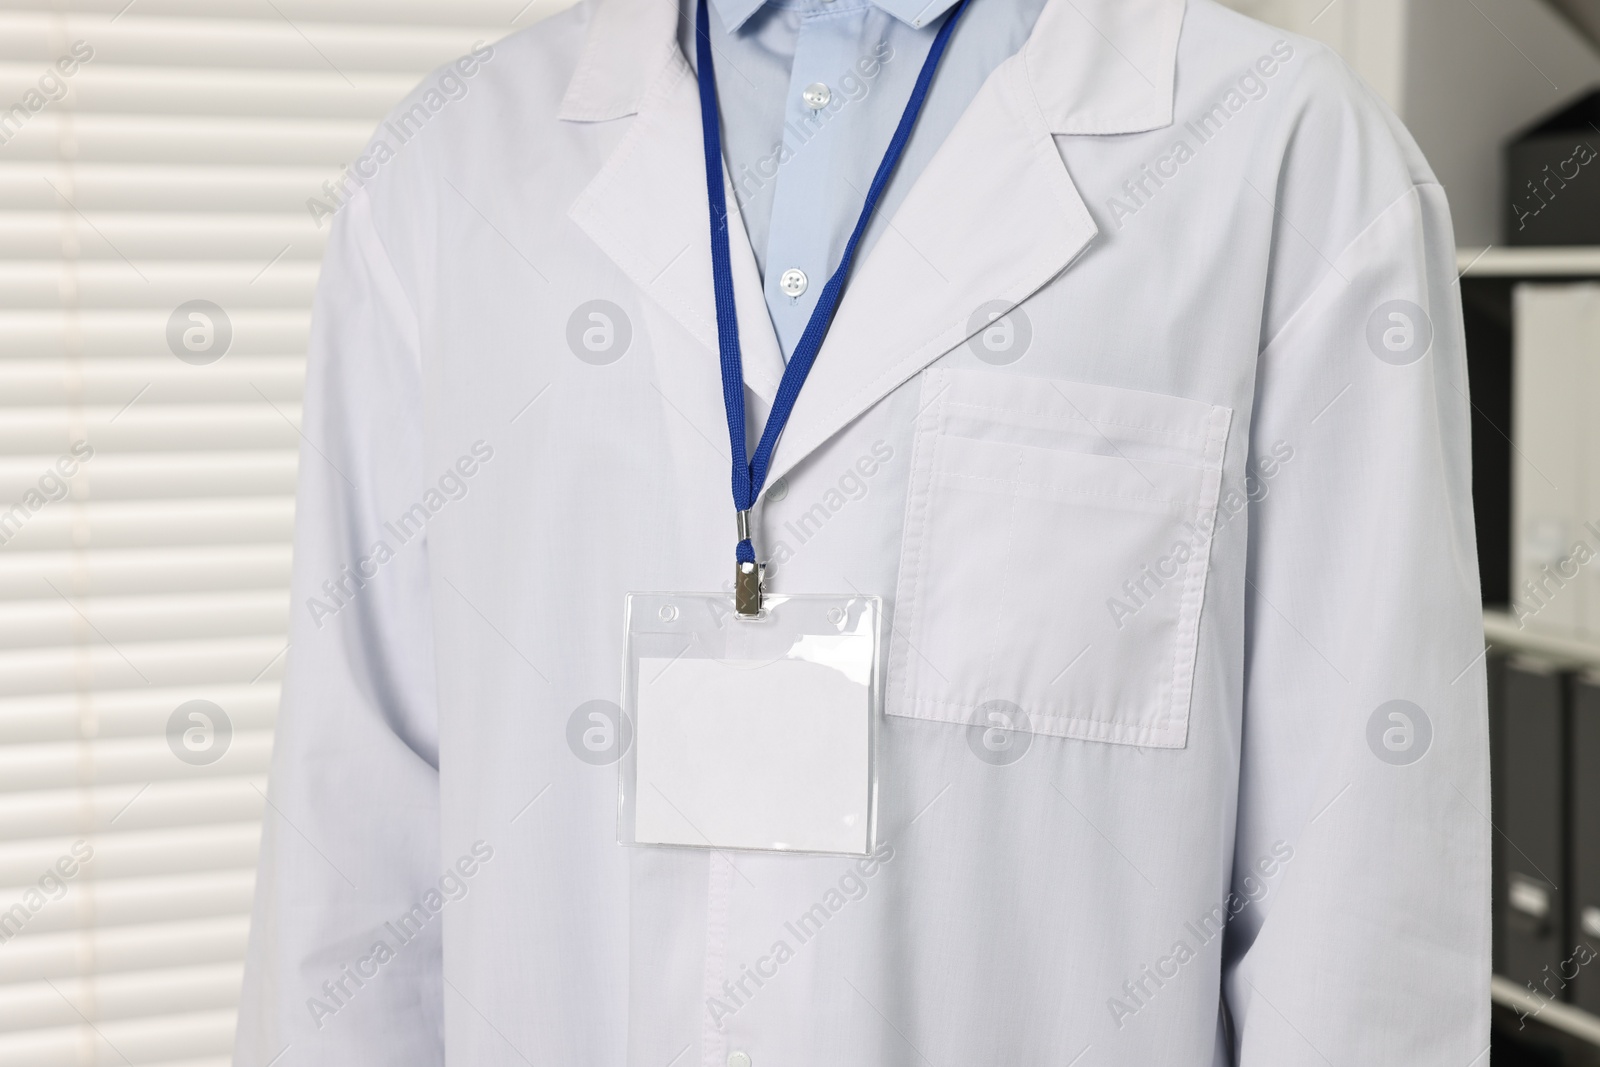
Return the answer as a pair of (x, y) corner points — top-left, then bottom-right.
(694, 0), (969, 612)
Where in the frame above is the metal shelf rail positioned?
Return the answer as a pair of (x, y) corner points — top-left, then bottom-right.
(1485, 610), (1600, 1047)
(1459, 246), (1600, 278)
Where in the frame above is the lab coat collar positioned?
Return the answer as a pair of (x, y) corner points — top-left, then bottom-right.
(557, 0), (1186, 135)
(1023, 0), (1184, 135)
(710, 0), (964, 35)
(555, 0), (680, 124)
(566, 44), (791, 410)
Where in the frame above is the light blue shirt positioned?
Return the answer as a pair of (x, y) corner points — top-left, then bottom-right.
(680, 0), (1049, 357)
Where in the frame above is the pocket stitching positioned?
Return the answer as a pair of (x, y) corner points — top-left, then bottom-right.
(943, 398), (1219, 447)
(1159, 414), (1229, 736)
(904, 692), (1186, 732)
(892, 375), (946, 713)
(895, 694), (1187, 747)
(976, 445), (1027, 709)
(1158, 523), (1208, 735)
(934, 468), (1200, 512)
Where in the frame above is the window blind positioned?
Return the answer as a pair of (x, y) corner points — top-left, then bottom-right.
(0, 3), (564, 1063)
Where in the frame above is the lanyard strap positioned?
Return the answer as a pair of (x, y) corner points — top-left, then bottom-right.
(695, 0), (970, 584)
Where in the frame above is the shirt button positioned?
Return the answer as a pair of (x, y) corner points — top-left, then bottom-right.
(728, 1054), (752, 1067)
(779, 268), (808, 298)
(802, 82), (831, 110)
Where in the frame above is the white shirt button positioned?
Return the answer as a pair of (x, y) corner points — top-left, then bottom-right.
(779, 268), (808, 298)
(802, 82), (831, 110)
(728, 1053), (752, 1067)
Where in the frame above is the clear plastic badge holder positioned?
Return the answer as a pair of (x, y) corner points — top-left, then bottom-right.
(620, 592), (882, 857)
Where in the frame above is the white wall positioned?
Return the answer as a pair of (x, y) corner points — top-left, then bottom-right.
(1218, 0), (1409, 110)
(1405, 0), (1600, 245)
(1218, 0), (1600, 246)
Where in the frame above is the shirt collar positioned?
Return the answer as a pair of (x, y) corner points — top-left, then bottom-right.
(559, 0), (1184, 136)
(711, 0), (964, 32)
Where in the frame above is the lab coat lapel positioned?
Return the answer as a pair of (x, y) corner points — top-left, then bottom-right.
(763, 57), (1097, 487)
(564, 10), (787, 403)
(762, 0), (1185, 487)
(560, 0), (1185, 480)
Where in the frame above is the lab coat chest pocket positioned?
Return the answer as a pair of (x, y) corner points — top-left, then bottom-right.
(887, 368), (1232, 748)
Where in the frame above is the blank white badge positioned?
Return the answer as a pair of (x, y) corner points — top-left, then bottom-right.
(634, 653), (871, 854)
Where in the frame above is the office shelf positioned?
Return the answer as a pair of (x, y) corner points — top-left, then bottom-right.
(1494, 975), (1600, 1046)
(1486, 617), (1600, 1056)
(1459, 246), (1600, 277)
(1484, 609), (1600, 668)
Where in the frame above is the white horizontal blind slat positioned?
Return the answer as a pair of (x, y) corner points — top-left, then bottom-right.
(0, 166), (342, 213)
(2, 0), (539, 23)
(0, 358), (307, 405)
(0, 15), (509, 71)
(0, 780), (272, 841)
(0, 0), (554, 1057)
(0, 64), (434, 117)
(0, 683), (281, 744)
(0, 1007), (240, 1066)
(0, 545), (293, 600)
(0, 963), (244, 1040)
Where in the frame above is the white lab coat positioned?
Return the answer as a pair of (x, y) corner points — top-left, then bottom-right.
(235, 0), (1491, 1063)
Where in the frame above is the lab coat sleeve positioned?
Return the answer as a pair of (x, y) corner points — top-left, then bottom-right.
(1224, 178), (1491, 1059)
(233, 187), (444, 1066)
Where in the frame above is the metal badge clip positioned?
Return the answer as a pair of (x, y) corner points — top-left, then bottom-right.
(734, 509), (763, 617)
(735, 560), (764, 618)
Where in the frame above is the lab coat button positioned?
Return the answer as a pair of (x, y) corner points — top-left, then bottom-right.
(728, 1053), (752, 1067)
(802, 82), (831, 110)
(779, 268), (808, 297)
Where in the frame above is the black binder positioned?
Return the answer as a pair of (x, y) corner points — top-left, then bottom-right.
(1501, 658), (1568, 999)
(1490, 653), (1507, 976)
(1505, 89), (1600, 245)
(1570, 672), (1600, 1011)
